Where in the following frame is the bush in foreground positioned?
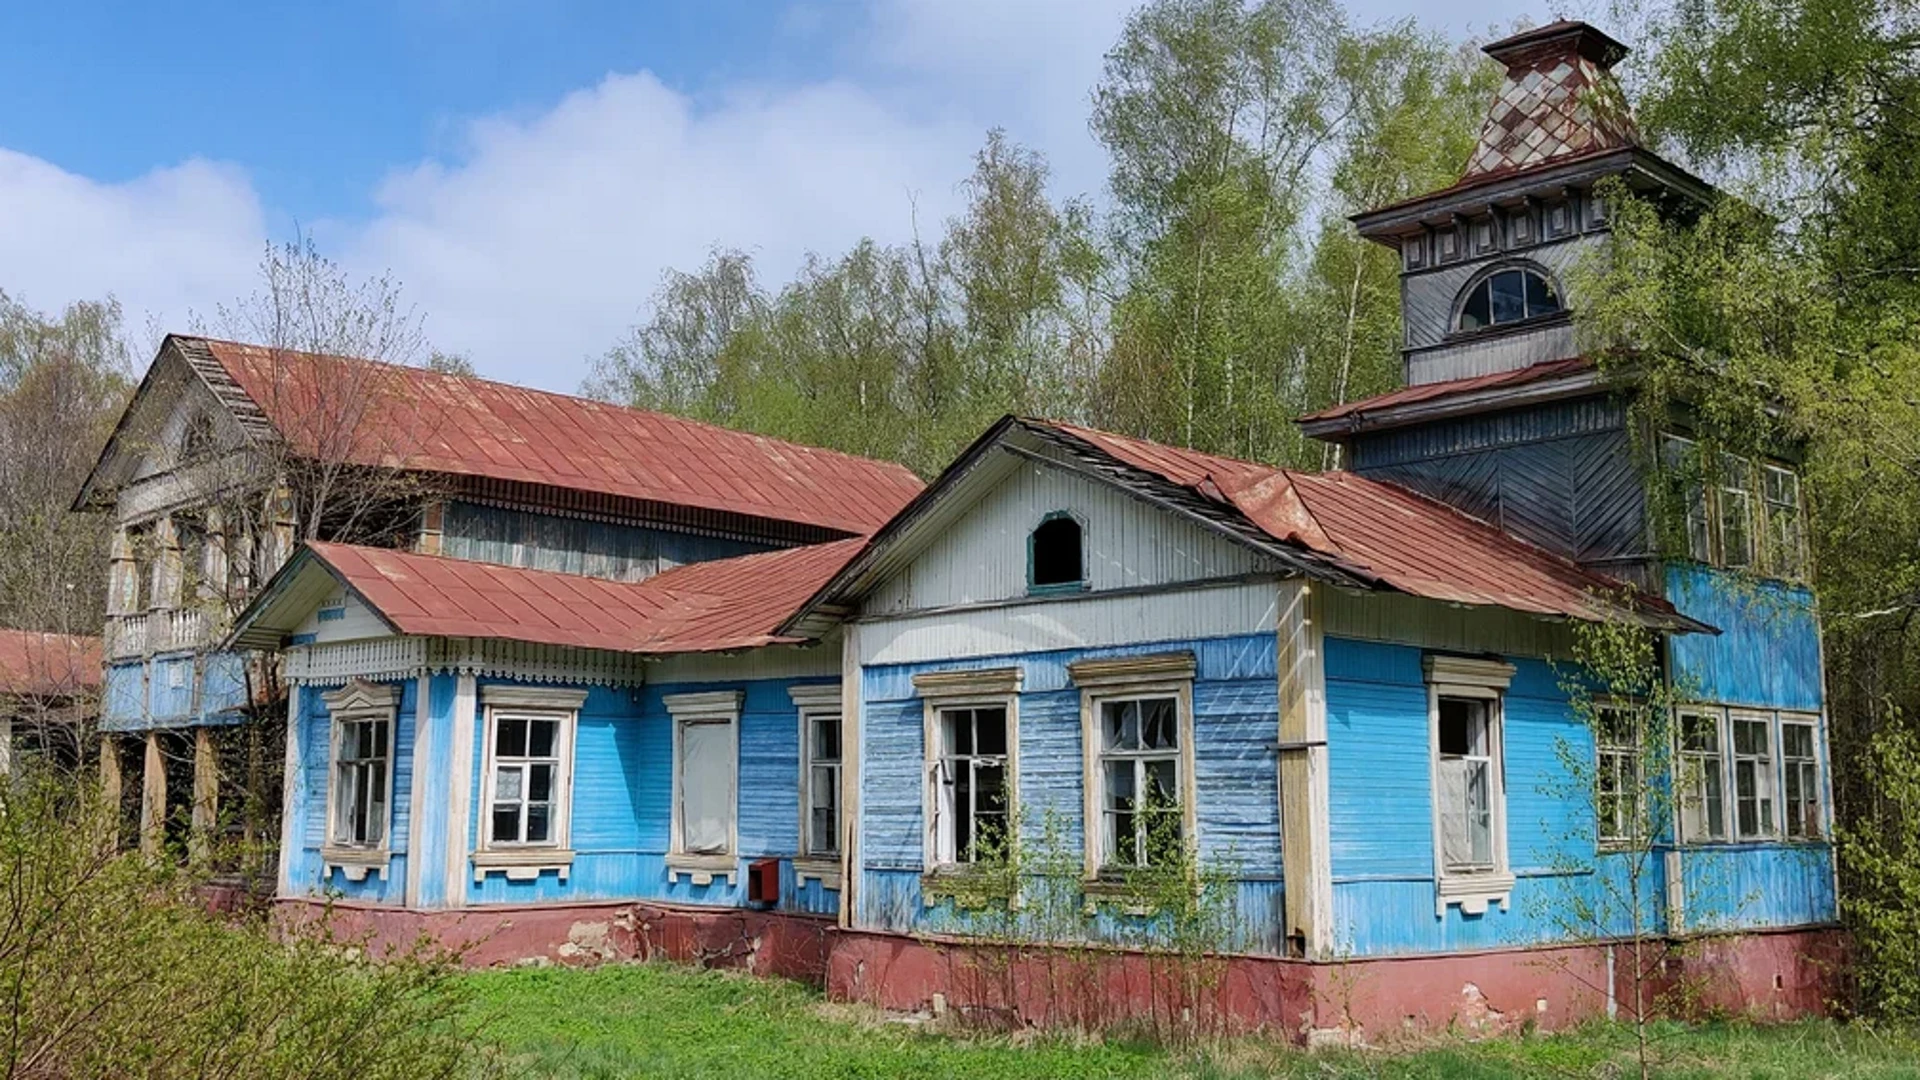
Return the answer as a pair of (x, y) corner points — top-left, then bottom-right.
(0, 774), (492, 1080)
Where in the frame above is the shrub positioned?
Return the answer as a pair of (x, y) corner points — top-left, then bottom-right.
(0, 771), (494, 1079)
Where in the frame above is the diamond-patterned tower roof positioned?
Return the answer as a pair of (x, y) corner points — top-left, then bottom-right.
(1464, 21), (1640, 179)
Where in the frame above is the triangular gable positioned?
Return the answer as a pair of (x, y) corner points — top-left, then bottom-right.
(781, 417), (1371, 636)
(73, 336), (263, 511)
(228, 547), (402, 650)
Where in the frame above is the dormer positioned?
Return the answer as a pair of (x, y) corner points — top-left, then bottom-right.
(1350, 21), (1712, 387)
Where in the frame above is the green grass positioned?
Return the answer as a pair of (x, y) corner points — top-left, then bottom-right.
(460, 962), (1920, 1079)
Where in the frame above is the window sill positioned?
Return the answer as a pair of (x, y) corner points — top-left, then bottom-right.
(1436, 870), (1514, 917)
(920, 866), (1016, 907)
(471, 847), (574, 883)
(321, 844), (391, 883)
(1081, 874), (1159, 915)
(1025, 582), (1088, 599)
(666, 852), (736, 886)
(794, 858), (842, 890)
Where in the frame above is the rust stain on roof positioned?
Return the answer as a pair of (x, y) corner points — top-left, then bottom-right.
(190, 337), (923, 537)
(1036, 419), (1697, 630)
(305, 538), (863, 655)
(1298, 356), (1596, 426)
(0, 630), (102, 697)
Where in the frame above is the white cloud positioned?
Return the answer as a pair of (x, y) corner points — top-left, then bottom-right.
(0, 149), (263, 353)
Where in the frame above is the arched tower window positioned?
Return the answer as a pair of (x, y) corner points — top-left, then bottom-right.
(1457, 265), (1561, 331)
(1029, 513), (1084, 592)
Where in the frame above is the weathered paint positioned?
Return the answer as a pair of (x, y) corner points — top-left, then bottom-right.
(283, 676), (419, 903)
(864, 454), (1270, 617)
(440, 500), (768, 583)
(1323, 634), (1835, 957)
(1666, 565), (1822, 711)
(99, 648), (254, 732)
(855, 633), (1287, 953)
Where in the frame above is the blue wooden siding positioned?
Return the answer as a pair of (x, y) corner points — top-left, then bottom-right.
(440, 501), (768, 582)
(100, 649), (255, 732)
(1348, 397), (1647, 565)
(285, 677), (419, 903)
(1666, 565), (1822, 711)
(855, 633), (1286, 952)
(1323, 634), (1835, 958)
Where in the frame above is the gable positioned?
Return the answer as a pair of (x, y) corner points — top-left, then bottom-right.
(75, 343), (251, 519)
(293, 588), (393, 645)
(860, 447), (1277, 618)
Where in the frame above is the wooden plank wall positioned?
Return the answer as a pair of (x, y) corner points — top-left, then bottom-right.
(439, 501), (769, 583)
(1348, 396), (1647, 567)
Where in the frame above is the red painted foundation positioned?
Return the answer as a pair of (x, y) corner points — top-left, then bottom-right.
(275, 899), (1843, 1043)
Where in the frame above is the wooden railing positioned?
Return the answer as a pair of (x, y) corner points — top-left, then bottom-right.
(105, 609), (213, 659)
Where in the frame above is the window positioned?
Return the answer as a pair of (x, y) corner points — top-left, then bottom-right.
(321, 681), (399, 877)
(488, 715), (563, 845)
(1069, 652), (1197, 881)
(1457, 267), (1561, 331)
(1781, 716), (1823, 840)
(1425, 655), (1515, 915)
(932, 706), (1010, 864)
(1660, 435), (1713, 563)
(1718, 454), (1755, 569)
(333, 714), (390, 847)
(1029, 513), (1084, 592)
(1677, 710), (1728, 843)
(666, 691), (740, 880)
(1764, 465), (1806, 579)
(790, 683), (844, 883)
(1437, 698), (1497, 870)
(474, 686), (584, 880)
(1594, 704), (1642, 847)
(1732, 712), (1776, 840)
(1099, 697), (1183, 869)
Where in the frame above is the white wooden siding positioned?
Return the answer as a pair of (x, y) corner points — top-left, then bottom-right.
(857, 580), (1282, 667)
(864, 453), (1269, 617)
(295, 590), (393, 644)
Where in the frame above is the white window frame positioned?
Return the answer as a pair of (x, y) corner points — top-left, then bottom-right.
(1730, 708), (1778, 841)
(913, 668), (1021, 877)
(1425, 655), (1516, 916)
(1660, 433), (1714, 564)
(1717, 453), (1757, 570)
(1593, 700), (1644, 849)
(1675, 707), (1731, 844)
(1069, 653), (1197, 881)
(320, 679), (399, 881)
(666, 690), (741, 885)
(790, 682), (844, 887)
(473, 685), (585, 883)
(1780, 712), (1825, 841)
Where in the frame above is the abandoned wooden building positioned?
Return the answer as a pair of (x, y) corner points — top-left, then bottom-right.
(81, 21), (1839, 1037)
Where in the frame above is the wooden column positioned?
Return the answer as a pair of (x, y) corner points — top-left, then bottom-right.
(190, 728), (218, 864)
(98, 735), (124, 850)
(1277, 580), (1332, 959)
(139, 731), (166, 858)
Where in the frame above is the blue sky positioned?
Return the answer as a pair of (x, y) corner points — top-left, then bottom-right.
(0, 0), (1572, 391)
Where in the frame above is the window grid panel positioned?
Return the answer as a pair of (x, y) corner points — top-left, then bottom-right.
(936, 707), (1008, 866)
(1097, 696), (1183, 870)
(1732, 715), (1776, 840)
(1437, 697), (1495, 872)
(1781, 720), (1822, 839)
(490, 714), (562, 847)
(804, 713), (842, 857)
(333, 716), (390, 847)
(1678, 711), (1728, 843)
(1596, 705), (1642, 845)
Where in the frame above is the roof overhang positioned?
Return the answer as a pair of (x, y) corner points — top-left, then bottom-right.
(225, 545), (401, 651)
(1299, 361), (1612, 440)
(1349, 147), (1715, 248)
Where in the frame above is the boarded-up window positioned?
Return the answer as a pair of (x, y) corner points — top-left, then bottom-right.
(677, 716), (736, 856)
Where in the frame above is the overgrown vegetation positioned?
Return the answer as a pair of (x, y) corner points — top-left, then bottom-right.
(0, 772), (493, 1079)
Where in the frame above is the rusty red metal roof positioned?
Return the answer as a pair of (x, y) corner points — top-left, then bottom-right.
(1038, 420), (1700, 630)
(191, 337), (923, 537)
(1298, 357), (1597, 430)
(0, 630), (102, 697)
(302, 539), (862, 655)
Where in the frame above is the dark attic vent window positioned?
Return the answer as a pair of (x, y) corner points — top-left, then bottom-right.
(1030, 514), (1084, 592)
(1459, 268), (1561, 331)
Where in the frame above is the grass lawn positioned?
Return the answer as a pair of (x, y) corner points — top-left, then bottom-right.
(461, 962), (1920, 1079)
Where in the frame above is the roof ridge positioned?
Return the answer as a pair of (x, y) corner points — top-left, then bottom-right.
(185, 334), (921, 481)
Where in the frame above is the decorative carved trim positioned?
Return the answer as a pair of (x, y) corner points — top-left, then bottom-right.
(286, 636), (649, 686)
(471, 848), (575, 883)
(793, 858), (842, 890)
(1437, 870), (1515, 916)
(787, 683), (843, 710)
(911, 667), (1022, 700)
(321, 844), (391, 882)
(321, 678), (399, 714)
(480, 685), (589, 711)
(1424, 654), (1516, 691)
(665, 852), (737, 885)
(663, 690), (743, 720)
(1066, 651), (1197, 690)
